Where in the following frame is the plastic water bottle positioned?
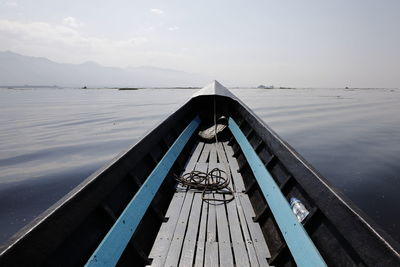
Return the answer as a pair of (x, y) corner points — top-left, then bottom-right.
(290, 197), (309, 223)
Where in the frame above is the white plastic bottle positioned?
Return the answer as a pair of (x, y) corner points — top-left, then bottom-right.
(290, 197), (309, 223)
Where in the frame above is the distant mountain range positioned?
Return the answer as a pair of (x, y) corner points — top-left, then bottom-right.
(0, 51), (210, 87)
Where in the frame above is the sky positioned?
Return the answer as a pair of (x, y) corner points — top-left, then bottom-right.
(0, 0), (399, 87)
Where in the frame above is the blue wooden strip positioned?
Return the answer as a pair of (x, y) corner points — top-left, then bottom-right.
(228, 118), (326, 267)
(86, 116), (201, 267)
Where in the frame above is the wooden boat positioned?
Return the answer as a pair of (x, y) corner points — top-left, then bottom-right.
(0, 81), (399, 266)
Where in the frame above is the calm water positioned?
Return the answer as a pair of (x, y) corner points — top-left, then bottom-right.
(0, 87), (399, 245)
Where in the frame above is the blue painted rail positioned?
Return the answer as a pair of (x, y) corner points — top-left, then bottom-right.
(86, 116), (201, 267)
(228, 118), (326, 267)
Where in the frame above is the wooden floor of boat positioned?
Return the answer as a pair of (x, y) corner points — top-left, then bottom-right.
(148, 141), (271, 267)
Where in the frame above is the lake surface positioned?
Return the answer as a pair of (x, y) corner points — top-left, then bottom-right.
(0, 87), (399, 245)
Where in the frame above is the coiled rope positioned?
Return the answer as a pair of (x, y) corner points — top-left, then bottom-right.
(175, 96), (234, 203)
(175, 168), (234, 203)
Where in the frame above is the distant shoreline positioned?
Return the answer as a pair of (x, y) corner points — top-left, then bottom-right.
(1, 86), (398, 90)
(1, 85), (61, 89)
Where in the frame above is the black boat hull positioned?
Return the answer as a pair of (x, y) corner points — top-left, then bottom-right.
(0, 83), (399, 266)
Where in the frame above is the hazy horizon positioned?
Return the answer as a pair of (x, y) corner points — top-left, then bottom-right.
(1, 0), (399, 88)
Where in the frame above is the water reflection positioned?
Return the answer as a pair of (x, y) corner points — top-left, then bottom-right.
(0, 87), (399, 244)
(0, 88), (195, 242)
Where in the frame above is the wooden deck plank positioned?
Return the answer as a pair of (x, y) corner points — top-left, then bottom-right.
(215, 194), (234, 267)
(165, 154), (209, 267)
(205, 192), (218, 267)
(178, 161), (208, 267)
(209, 144), (218, 165)
(225, 193), (252, 267)
(235, 193), (269, 266)
(193, 162), (209, 267)
(222, 142), (246, 192)
(187, 142), (205, 168)
(149, 192), (187, 267)
(204, 157), (219, 267)
(178, 193), (203, 266)
(177, 142), (204, 191)
(204, 241), (219, 267)
(206, 159), (218, 236)
(164, 191), (195, 266)
(215, 143), (231, 177)
(233, 193), (262, 267)
(216, 142), (228, 164)
(194, 197), (208, 267)
(215, 162), (233, 193)
(198, 143), (212, 163)
(237, 193), (271, 262)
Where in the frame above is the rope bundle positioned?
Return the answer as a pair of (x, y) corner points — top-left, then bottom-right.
(175, 168), (234, 203)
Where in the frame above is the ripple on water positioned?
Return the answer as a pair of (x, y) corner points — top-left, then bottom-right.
(0, 87), (399, 245)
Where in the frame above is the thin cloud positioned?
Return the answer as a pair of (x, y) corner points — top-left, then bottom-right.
(62, 17), (81, 28)
(4, 1), (18, 7)
(168, 26), (179, 31)
(145, 26), (155, 32)
(150, 8), (164, 15)
(0, 19), (147, 60)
